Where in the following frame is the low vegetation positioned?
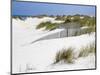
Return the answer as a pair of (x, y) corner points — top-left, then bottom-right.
(81, 27), (95, 34)
(13, 14), (96, 34)
(36, 14), (95, 34)
(73, 27), (96, 36)
(78, 43), (95, 57)
(55, 15), (67, 21)
(12, 16), (26, 21)
(36, 21), (59, 31)
(54, 48), (74, 64)
(54, 42), (95, 64)
(55, 14), (96, 27)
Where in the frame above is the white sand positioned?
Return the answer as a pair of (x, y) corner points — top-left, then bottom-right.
(12, 17), (95, 73)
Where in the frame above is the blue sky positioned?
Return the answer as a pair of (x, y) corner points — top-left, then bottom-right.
(12, 0), (96, 16)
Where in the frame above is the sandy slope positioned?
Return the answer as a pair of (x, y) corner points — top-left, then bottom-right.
(12, 17), (95, 73)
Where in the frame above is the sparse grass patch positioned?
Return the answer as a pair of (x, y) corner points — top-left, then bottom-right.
(25, 64), (36, 72)
(54, 48), (74, 64)
(81, 27), (95, 34)
(78, 43), (95, 57)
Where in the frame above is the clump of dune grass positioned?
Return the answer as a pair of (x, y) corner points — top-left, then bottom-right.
(54, 48), (74, 64)
(36, 22), (48, 29)
(78, 43), (95, 57)
(36, 21), (59, 31)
